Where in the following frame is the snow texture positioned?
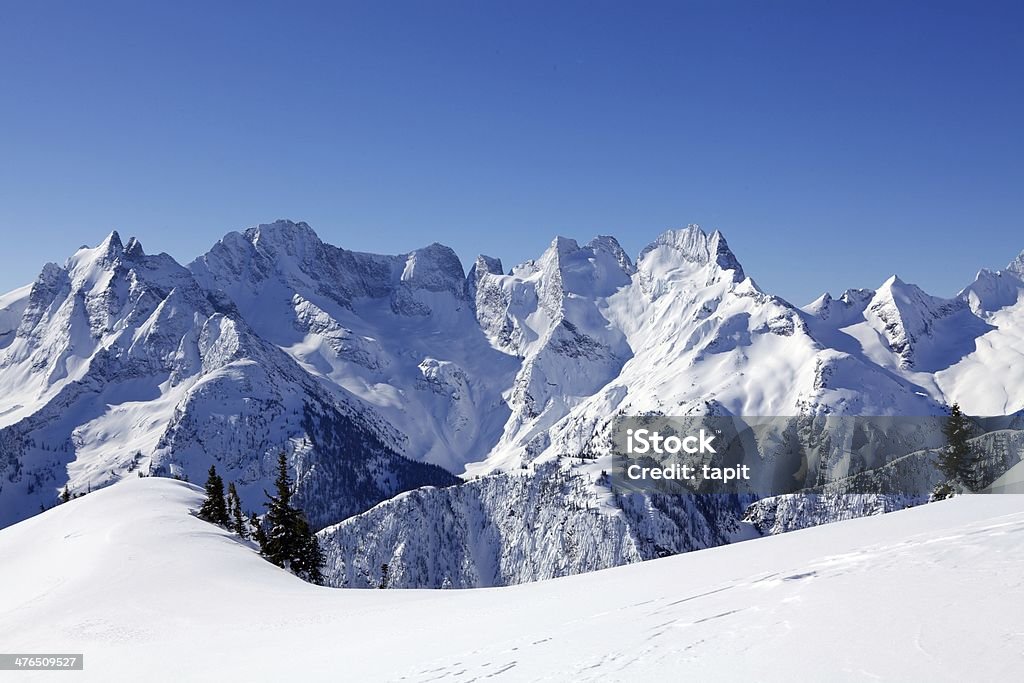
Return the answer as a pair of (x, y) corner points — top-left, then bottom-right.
(2, 477), (1023, 682)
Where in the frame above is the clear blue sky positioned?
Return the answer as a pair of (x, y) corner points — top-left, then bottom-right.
(1, 0), (1022, 304)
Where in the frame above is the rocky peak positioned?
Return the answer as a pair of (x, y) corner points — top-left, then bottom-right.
(467, 255), (504, 302)
(1008, 250), (1024, 276)
(124, 237), (145, 258)
(469, 255), (504, 279)
(243, 220), (324, 260)
(100, 230), (123, 257)
(586, 235), (636, 276)
(637, 225), (745, 283)
(398, 243), (467, 298)
(868, 275), (978, 368)
(959, 264), (1024, 314)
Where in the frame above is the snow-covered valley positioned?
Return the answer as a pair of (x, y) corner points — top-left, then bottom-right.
(3, 476), (1022, 682)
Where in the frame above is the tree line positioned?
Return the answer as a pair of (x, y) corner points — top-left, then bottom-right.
(198, 452), (324, 584)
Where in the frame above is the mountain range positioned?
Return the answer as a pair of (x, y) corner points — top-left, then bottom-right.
(2, 220), (1023, 586)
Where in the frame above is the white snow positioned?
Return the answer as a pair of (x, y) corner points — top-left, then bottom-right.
(935, 300), (1024, 414)
(3, 476), (1023, 682)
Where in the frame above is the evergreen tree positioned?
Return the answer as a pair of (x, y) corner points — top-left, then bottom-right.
(934, 404), (982, 498)
(379, 563), (390, 589)
(931, 480), (955, 501)
(261, 452), (324, 584)
(59, 486), (71, 504)
(198, 465), (230, 526)
(291, 516), (325, 585)
(226, 482), (248, 539)
(262, 452), (298, 567)
(306, 535), (325, 585)
(250, 512), (266, 549)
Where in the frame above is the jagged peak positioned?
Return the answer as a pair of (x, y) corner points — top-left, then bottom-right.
(124, 236), (145, 258)
(585, 234), (621, 252)
(471, 255), (504, 278)
(873, 276), (955, 313)
(548, 235), (581, 256)
(874, 275), (928, 308)
(244, 219), (322, 249)
(804, 292), (833, 314)
(467, 255), (504, 302)
(38, 261), (65, 283)
(24, 262), (69, 310)
(637, 224), (745, 281)
(69, 229), (125, 266)
(409, 241), (460, 260)
(804, 287), (875, 322)
(879, 274), (906, 290)
(1008, 250), (1024, 275)
(68, 230), (146, 271)
(468, 253), (505, 286)
(586, 235), (636, 275)
(101, 230), (123, 252)
(401, 242), (466, 286)
(63, 230), (127, 276)
(841, 288), (875, 304)
(958, 260), (1024, 314)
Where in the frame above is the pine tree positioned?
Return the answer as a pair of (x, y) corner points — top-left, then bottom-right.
(934, 404), (982, 498)
(262, 452), (298, 567)
(250, 512), (266, 549)
(291, 516), (325, 585)
(198, 465), (230, 526)
(59, 486), (71, 504)
(305, 535), (325, 585)
(226, 482), (248, 539)
(379, 563), (390, 589)
(261, 452), (324, 584)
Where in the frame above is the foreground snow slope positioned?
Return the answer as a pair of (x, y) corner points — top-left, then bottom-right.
(2, 478), (1022, 682)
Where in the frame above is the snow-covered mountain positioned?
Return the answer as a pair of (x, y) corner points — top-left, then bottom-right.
(188, 220), (519, 474)
(2, 220), (1024, 586)
(3, 476), (1023, 682)
(0, 228), (456, 529)
(319, 227), (1024, 588)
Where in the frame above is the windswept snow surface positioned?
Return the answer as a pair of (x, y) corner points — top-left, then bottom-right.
(2, 477), (1023, 682)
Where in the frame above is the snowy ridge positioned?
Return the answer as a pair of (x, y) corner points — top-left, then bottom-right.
(319, 461), (754, 588)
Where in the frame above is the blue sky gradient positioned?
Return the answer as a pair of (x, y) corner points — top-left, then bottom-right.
(1, 1), (1022, 304)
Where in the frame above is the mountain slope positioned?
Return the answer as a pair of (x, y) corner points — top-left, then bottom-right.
(317, 226), (971, 588)
(0, 230), (456, 529)
(2, 476), (1022, 682)
(189, 220), (519, 474)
